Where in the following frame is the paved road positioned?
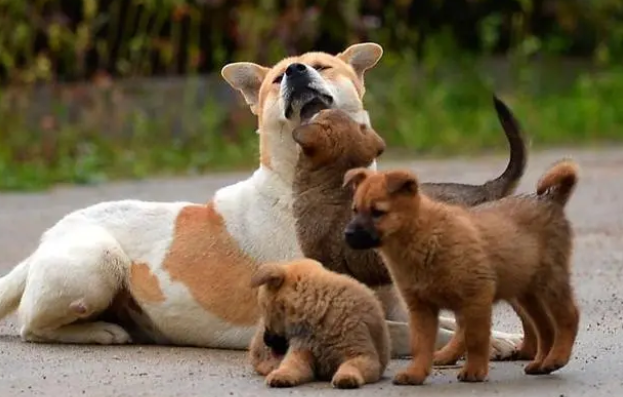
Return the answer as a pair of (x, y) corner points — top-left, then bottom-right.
(1, 147), (622, 397)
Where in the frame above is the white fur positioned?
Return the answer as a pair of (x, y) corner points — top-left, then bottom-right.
(0, 50), (522, 359)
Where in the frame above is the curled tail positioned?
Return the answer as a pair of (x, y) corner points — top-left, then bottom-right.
(483, 95), (528, 199)
(0, 258), (30, 320)
(536, 159), (579, 207)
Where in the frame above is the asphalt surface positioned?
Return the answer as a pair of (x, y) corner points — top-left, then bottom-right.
(1, 147), (622, 397)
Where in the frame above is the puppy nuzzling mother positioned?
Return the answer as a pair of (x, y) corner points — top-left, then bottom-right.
(0, 43), (522, 360)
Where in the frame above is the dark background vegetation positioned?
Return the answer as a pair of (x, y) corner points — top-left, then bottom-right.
(1, 0), (622, 190)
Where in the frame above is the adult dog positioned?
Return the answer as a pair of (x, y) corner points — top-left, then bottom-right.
(0, 43), (522, 358)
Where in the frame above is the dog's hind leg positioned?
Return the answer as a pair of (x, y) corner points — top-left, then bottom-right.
(434, 314), (465, 366)
(332, 355), (382, 389)
(517, 293), (555, 374)
(537, 284), (580, 374)
(17, 226), (132, 345)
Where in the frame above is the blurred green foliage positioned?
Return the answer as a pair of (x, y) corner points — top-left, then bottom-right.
(0, 0), (622, 190)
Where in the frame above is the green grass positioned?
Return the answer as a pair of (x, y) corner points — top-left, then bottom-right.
(1, 58), (623, 191)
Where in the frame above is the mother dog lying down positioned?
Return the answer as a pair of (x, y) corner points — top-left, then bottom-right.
(0, 43), (523, 358)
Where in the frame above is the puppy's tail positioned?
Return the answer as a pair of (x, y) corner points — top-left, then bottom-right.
(483, 95), (528, 199)
(536, 159), (579, 207)
(0, 257), (30, 320)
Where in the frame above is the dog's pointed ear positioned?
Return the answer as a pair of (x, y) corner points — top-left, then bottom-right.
(385, 170), (419, 197)
(221, 62), (270, 115)
(343, 168), (372, 190)
(292, 123), (326, 156)
(250, 263), (286, 290)
(338, 43), (383, 80)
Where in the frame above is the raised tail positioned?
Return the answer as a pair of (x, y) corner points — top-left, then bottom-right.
(0, 258), (30, 320)
(536, 159), (579, 207)
(483, 95), (528, 199)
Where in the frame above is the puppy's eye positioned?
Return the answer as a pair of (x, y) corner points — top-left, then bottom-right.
(370, 208), (386, 219)
(352, 206), (358, 214)
(313, 64), (331, 72)
(273, 74), (283, 84)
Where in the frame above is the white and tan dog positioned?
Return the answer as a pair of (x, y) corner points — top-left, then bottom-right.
(0, 43), (521, 357)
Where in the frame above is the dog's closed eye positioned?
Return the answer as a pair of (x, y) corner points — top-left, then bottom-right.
(313, 64), (331, 72)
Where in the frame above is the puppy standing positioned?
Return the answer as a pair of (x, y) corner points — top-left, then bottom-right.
(344, 160), (581, 384)
(248, 259), (390, 389)
(290, 103), (536, 361)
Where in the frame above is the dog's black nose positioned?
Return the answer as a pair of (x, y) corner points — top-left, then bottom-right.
(285, 63), (308, 78)
(344, 225), (381, 250)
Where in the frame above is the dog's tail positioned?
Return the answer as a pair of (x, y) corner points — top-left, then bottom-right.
(536, 159), (579, 207)
(482, 95), (528, 199)
(0, 257), (30, 320)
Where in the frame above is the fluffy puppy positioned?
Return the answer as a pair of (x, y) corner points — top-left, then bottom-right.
(343, 160), (581, 385)
(291, 104), (536, 361)
(248, 259), (390, 389)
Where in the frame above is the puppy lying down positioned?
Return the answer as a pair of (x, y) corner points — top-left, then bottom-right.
(248, 259), (390, 389)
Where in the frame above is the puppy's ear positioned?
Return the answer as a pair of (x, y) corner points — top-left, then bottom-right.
(338, 43), (383, 81)
(221, 62), (270, 115)
(361, 124), (386, 157)
(343, 168), (372, 190)
(250, 263), (286, 290)
(385, 170), (419, 197)
(292, 123), (326, 156)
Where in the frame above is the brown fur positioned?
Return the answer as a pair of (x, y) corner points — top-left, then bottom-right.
(129, 262), (165, 304)
(292, 103), (535, 360)
(248, 259), (390, 389)
(162, 203), (260, 326)
(344, 159), (580, 384)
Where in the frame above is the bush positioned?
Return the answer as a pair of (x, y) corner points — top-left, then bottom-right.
(1, 0), (622, 190)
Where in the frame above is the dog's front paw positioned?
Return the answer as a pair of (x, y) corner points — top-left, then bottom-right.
(255, 357), (282, 376)
(332, 370), (364, 389)
(393, 366), (429, 386)
(91, 323), (132, 345)
(489, 332), (523, 361)
(266, 369), (303, 388)
(457, 363), (488, 383)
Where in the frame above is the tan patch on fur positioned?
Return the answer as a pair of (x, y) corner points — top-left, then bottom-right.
(162, 203), (260, 326)
(129, 262), (165, 304)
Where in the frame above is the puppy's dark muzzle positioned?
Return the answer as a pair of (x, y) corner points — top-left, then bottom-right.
(263, 328), (289, 356)
(344, 224), (381, 250)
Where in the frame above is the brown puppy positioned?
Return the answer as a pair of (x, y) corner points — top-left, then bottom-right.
(291, 101), (536, 361)
(344, 160), (580, 385)
(248, 258), (390, 389)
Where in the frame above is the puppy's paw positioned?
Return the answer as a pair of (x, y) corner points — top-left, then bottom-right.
(457, 364), (488, 383)
(524, 360), (547, 375)
(393, 367), (429, 386)
(255, 357), (281, 376)
(536, 356), (567, 375)
(266, 369), (303, 388)
(332, 371), (364, 389)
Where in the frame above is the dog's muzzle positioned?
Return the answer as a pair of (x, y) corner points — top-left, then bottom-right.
(282, 62), (333, 122)
(263, 328), (289, 356)
(344, 222), (381, 250)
